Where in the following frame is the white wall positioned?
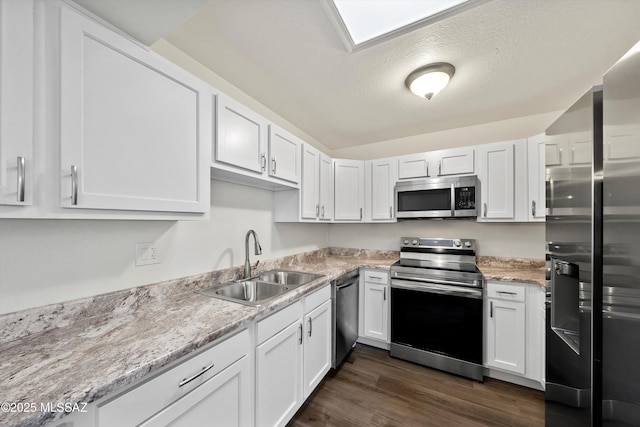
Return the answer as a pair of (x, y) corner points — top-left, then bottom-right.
(329, 221), (544, 259)
(0, 180), (330, 314)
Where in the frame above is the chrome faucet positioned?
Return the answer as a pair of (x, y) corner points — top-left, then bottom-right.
(244, 230), (262, 279)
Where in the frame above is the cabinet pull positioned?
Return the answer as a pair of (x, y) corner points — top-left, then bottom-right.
(272, 158), (277, 174)
(496, 291), (517, 296)
(178, 363), (215, 387)
(483, 202), (487, 218)
(360, 207), (363, 220)
(383, 287), (386, 301)
(531, 200), (536, 217)
(389, 206), (392, 218)
(261, 154), (266, 171)
(490, 301), (493, 318)
(298, 323), (303, 344)
(321, 205), (325, 218)
(426, 162), (429, 176)
(438, 160), (442, 176)
(369, 275), (383, 280)
(308, 317), (312, 337)
(17, 156), (25, 202)
(315, 204), (320, 217)
(71, 165), (78, 206)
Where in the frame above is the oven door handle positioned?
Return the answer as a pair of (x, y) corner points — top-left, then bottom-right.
(392, 271), (481, 289)
(391, 279), (483, 299)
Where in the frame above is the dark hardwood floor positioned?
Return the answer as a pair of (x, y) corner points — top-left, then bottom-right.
(289, 344), (544, 427)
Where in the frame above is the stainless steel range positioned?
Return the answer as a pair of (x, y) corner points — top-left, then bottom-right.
(390, 237), (484, 381)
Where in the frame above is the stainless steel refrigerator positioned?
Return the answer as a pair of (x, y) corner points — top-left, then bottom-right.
(545, 41), (640, 426)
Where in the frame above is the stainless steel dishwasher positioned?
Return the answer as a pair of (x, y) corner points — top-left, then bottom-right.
(331, 269), (359, 368)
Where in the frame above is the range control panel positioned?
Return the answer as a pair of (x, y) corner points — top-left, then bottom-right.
(400, 237), (476, 251)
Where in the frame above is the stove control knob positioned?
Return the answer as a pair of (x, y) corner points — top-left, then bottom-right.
(403, 239), (409, 245)
(464, 241), (472, 248)
(412, 239), (418, 245)
(453, 239), (462, 247)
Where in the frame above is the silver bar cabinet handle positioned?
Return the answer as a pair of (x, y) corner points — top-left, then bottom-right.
(298, 323), (303, 344)
(17, 156), (25, 202)
(316, 204), (320, 217)
(483, 202), (487, 218)
(360, 207), (363, 220)
(490, 301), (494, 317)
(71, 165), (78, 206)
(497, 291), (517, 296)
(383, 287), (386, 301)
(261, 154), (266, 171)
(426, 162), (429, 176)
(438, 160), (442, 176)
(532, 200), (536, 217)
(308, 317), (312, 337)
(272, 158), (277, 174)
(389, 206), (392, 218)
(178, 363), (215, 387)
(321, 205), (325, 218)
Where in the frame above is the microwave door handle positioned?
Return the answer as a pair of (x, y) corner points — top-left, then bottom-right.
(450, 183), (455, 216)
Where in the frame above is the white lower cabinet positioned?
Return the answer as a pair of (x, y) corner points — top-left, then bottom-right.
(96, 329), (251, 427)
(255, 285), (331, 427)
(484, 281), (545, 389)
(358, 269), (390, 348)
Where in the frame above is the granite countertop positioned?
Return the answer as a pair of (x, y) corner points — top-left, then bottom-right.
(0, 248), (398, 427)
(478, 256), (546, 288)
(0, 249), (545, 427)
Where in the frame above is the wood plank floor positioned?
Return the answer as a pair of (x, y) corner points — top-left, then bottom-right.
(288, 344), (544, 427)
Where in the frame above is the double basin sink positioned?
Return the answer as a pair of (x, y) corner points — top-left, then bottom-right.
(197, 270), (324, 306)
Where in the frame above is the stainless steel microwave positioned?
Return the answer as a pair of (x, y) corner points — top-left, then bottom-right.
(395, 175), (478, 219)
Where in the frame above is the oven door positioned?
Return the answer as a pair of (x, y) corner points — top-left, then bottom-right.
(391, 279), (483, 365)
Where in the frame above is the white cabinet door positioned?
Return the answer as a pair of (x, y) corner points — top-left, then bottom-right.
(268, 124), (301, 184)
(300, 144), (320, 220)
(303, 300), (331, 398)
(370, 158), (395, 220)
(216, 93), (268, 174)
(59, 5), (209, 213)
(527, 134), (546, 221)
(140, 356), (251, 427)
(334, 159), (364, 221)
(478, 141), (515, 219)
(397, 153), (429, 179)
(319, 153), (333, 221)
(256, 321), (303, 427)
(432, 146), (475, 176)
(362, 282), (389, 342)
(487, 298), (526, 374)
(0, 0), (34, 206)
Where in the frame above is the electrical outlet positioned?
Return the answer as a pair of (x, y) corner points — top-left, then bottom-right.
(136, 243), (160, 266)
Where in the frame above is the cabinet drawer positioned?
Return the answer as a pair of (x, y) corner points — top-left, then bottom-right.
(256, 301), (302, 345)
(487, 282), (526, 302)
(97, 329), (249, 427)
(364, 269), (389, 284)
(304, 284), (331, 313)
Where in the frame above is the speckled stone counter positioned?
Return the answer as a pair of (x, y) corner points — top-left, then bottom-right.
(0, 248), (398, 427)
(478, 256), (546, 288)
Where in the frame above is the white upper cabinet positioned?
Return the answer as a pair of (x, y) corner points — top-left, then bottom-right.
(268, 124), (301, 184)
(545, 132), (592, 167)
(527, 134), (546, 221)
(0, 0), (34, 207)
(367, 158), (396, 221)
(333, 159), (365, 221)
(59, 4), (211, 214)
(397, 146), (474, 179)
(216, 93), (268, 174)
(300, 144), (320, 220)
(432, 146), (475, 176)
(319, 153), (332, 220)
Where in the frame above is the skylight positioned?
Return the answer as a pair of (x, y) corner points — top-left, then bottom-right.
(325, 0), (481, 51)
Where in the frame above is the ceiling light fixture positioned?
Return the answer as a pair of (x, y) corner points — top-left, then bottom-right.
(405, 63), (455, 100)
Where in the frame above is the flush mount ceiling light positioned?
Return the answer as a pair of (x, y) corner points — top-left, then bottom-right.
(405, 63), (455, 100)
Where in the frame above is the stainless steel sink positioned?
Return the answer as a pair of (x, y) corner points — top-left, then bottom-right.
(197, 281), (289, 306)
(197, 270), (324, 306)
(255, 270), (323, 286)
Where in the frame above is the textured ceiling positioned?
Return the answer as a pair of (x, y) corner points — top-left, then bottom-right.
(75, 0), (640, 151)
(159, 0), (640, 150)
